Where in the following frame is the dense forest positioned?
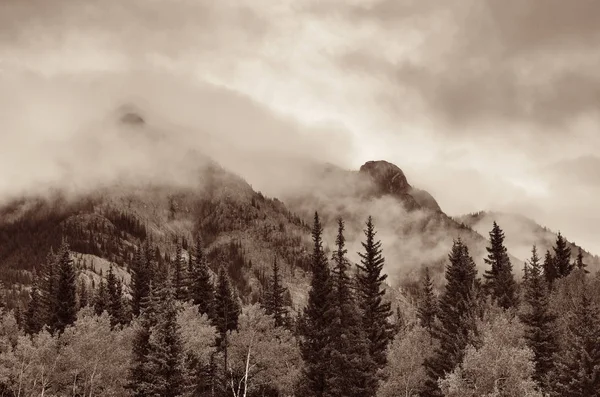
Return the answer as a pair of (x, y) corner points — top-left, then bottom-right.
(0, 212), (598, 397)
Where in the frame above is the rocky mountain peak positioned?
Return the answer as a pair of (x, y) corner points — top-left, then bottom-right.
(359, 160), (412, 196)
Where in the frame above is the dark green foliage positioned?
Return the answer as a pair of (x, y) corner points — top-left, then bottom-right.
(213, 266), (241, 349)
(327, 218), (377, 397)
(53, 240), (77, 333)
(297, 212), (334, 397)
(520, 245), (558, 390)
(262, 257), (288, 327)
(417, 266), (437, 334)
(553, 232), (573, 279)
(423, 239), (479, 397)
(553, 285), (600, 397)
(173, 242), (189, 302)
(77, 277), (89, 309)
(482, 222), (518, 309)
(24, 276), (44, 335)
(356, 216), (393, 370)
(543, 250), (557, 286)
(189, 235), (215, 319)
(94, 280), (110, 316)
(107, 264), (126, 327)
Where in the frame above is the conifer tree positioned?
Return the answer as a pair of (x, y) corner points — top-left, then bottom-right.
(575, 247), (588, 273)
(24, 275), (44, 335)
(54, 240), (77, 333)
(107, 264), (125, 327)
(189, 235), (215, 318)
(213, 266), (241, 349)
(553, 286), (600, 396)
(77, 277), (89, 309)
(417, 266), (437, 335)
(40, 248), (58, 328)
(356, 216), (393, 370)
(520, 245), (558, 390)
(144, 282), (185, 397)
(553, 232), (573, 278)
(94, 279), (110, 316)
(297, 212), (334, 397)
(262, 257), (288, 327)
(482, 222), (518, 309)
(423, 239), (479, 397)
(543, 250), (557, 286)
(327, 218), (377, 397)
(173, 241), (189, 302)
(131, 245), (153, 317)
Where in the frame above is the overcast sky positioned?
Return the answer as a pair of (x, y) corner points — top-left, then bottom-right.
(1, 0), (599, 253)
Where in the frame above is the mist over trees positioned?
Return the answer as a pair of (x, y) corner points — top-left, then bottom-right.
(0, 214), (597, 397)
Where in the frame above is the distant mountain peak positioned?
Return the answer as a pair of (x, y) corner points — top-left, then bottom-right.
(116, 104), (146, 126)
(359, 160), (412, 196)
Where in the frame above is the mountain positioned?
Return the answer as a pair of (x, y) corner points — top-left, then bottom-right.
(456, 211), (600, 271)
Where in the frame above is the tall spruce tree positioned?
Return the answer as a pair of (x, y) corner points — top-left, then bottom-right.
(94, 279), (110, 316)
(173, 241), (189, 302)
(520, 245), (558, 390)
(144, 281), (185, 397)
(575, 247), (588, 273)
(543, 250), (558, 286)
(24, 275), (44, 335)
(53, 240), (77, 333)
(77, 277), (89, 309)
(423, 239), (479, 397)
(189, 235), (215, 319)
(553, 285), (600, 396)
(40, 248), (58, 328)
(553, 232), (573, 278)
(131, 245), (153, 317)
(417, 266), (437, 335)
(356, 216), (393, 370)
(213, 266), (241, 349)
(327, 218), (377, 397)
(297, 212), (334, 397)
(482, 221), (518, 309)
(107, 264), (125, 327)
(262, 257), (288, 327)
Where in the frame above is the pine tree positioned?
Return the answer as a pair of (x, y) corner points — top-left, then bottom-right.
(213, 266), (241, 349)
(54, 240), (77, 333)
(423, 239), (479, 397)
(575, 247), (588, 273)
(297, 212), (334, 397)
(128, 283), (160, 397)
(553, 232), (573, 278)
(553, 286), (600, 396)
(327, 218), (377, 397)
(107, 264), (125, 327)
(543, 250), (557, 286)
(131, 245), (153, 317)
(262, 257), (288, 327)
(482, 222), (518, 309)
(94, 280), (110, 316)
(417, 266), (437, 335)
(144, 282), (185, 397)
(24, 275), (44, 335)
(189, 235), (215, 319)
(40, 248), (58, 328)
(77, 278), (89, 309)
(356, 216), (393, 370)
(520, 245), (558, 390)
(173, 241), (189, 302)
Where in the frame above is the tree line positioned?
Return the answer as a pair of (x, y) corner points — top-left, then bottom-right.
(0, 215), (599, 396)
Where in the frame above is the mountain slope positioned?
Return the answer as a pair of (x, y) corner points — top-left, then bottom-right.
(457, 211), (600, 272)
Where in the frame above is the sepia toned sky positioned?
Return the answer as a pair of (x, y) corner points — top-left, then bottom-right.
(1, 0), (599, 253)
